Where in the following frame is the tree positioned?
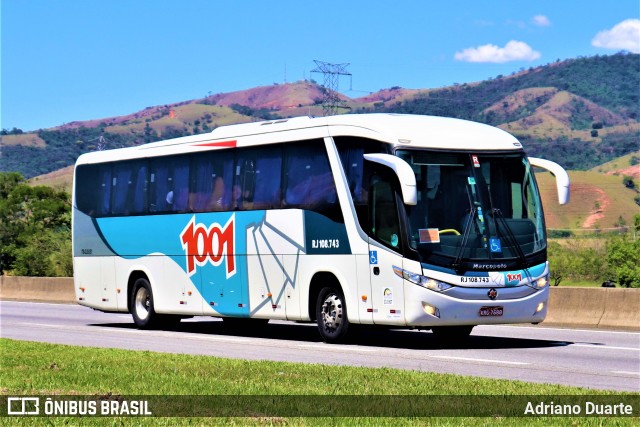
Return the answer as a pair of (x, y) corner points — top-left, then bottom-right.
(0, 172), (71, 276)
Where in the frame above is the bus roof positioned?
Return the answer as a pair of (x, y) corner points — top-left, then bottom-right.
(75, 114), (522, 165)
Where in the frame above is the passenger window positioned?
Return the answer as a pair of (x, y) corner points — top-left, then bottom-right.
(284, 141), (337, 210)
(111, 161), (147, 216)
(233, 146), (282, 210)
(149, 156), (189, 213)
(75, 165), (102, 216)
(253, 148), (282, 209)
(190, 152), (234, 212)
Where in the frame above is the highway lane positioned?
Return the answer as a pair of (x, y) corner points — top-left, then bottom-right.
(1, 301), (638, 392)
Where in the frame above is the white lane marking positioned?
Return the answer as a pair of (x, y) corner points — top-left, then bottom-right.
(571, 343), (640, 352)
(427, 355), (528, 365)
(612, 371), (640, 376)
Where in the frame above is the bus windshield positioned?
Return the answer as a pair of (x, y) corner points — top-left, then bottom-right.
(396, 149), (546, 271)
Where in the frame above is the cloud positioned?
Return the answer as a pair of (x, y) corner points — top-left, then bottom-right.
(592, 19), (640, 54)
(532, 15), (551, 27)
(454, 41), (541, 63)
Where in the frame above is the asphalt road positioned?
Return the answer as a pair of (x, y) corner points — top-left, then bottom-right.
(1, 301), (638, 392)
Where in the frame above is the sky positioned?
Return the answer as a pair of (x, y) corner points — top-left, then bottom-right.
(2, 0), (639, 132)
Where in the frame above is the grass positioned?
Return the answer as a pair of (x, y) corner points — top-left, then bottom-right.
(0, 133), (46, 147)
(592, 150), (640, 174)
(0, 339), (636, 426)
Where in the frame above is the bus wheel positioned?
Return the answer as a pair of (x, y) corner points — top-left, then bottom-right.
(316, 286), (350, 343)
(431, 325), (474, 343)
(131, 277), (160, 329)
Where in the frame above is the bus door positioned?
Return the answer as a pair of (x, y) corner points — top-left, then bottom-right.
(367, 173), (406, 326)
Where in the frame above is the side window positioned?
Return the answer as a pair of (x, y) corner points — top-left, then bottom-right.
(190, 151), (233, 212)
(233, 146), (282, 210)
(149, 155), (190, 213)
(253, 147), (282, 209)
(112, 161), (147, 216)
(370, 172), (401, 250)
(284, 140), (340, 220)
(75, 165), (99, 216)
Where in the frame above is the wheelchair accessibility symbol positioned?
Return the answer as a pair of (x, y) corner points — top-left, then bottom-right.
(369, 250), (378, 264)
(490, 238), (502, 253)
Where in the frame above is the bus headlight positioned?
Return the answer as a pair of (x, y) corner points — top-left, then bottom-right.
(393, 266), (452, 292)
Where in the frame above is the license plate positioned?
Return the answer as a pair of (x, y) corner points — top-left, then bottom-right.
(479, 306), (503, 316)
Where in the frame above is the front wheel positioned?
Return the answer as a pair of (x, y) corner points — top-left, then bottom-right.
(316, 286), (350, 343)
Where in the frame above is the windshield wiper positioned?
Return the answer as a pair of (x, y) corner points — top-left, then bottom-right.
(452, 207), (475, 273)
(452, 186), (481, 273)
(489, 208), (534, 285)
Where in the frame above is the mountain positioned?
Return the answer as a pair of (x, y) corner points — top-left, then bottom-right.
(2, 53), (638, 180)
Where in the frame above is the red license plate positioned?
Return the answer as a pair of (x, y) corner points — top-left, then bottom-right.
(479, 306), (503, 316)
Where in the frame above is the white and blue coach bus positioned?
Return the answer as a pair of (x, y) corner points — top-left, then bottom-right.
(72, 114), (569, 343)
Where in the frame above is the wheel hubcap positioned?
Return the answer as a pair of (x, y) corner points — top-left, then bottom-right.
(134, 287), (150, 321)
(321, 294), (342, 331)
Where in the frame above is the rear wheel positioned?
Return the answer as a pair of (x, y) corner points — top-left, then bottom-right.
(316, 286), (350, 343)
(131, 277), (178, 329)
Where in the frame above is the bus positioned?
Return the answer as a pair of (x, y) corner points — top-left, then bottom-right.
(72, 113), (569, 343)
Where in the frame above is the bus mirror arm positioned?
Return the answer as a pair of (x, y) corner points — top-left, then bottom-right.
(364, 154), (417, 205)
(528, 157), (570, 205)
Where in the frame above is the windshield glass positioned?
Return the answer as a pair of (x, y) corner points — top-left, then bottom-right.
(396, 149), (546, 271)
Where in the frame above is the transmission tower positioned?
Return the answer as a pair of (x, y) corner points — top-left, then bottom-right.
(311, 60), (352, 116)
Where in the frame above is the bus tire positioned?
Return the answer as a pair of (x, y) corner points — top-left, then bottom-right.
(316, 286), (350, 343)
(431, 325), (474, 343)
(131, 277), (161, 329)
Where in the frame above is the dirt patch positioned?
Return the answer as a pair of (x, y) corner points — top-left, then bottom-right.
(606, 164), (640, 180)
(581, 187), (611, 228)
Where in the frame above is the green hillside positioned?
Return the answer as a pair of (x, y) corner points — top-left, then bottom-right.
(374, 54), (639, 170)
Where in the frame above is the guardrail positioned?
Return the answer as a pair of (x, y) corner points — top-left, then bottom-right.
(1, 276), (638, 330)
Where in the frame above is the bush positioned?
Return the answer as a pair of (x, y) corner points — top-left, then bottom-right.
(623, 175), (635, 189)
(547, 240), (607, 285)
(606, 236), (640, 288)
(11, 229), (71, 276)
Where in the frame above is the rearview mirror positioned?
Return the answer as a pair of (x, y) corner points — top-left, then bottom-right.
(529, 157), (570, 205)
(364, 153), (417, 205)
